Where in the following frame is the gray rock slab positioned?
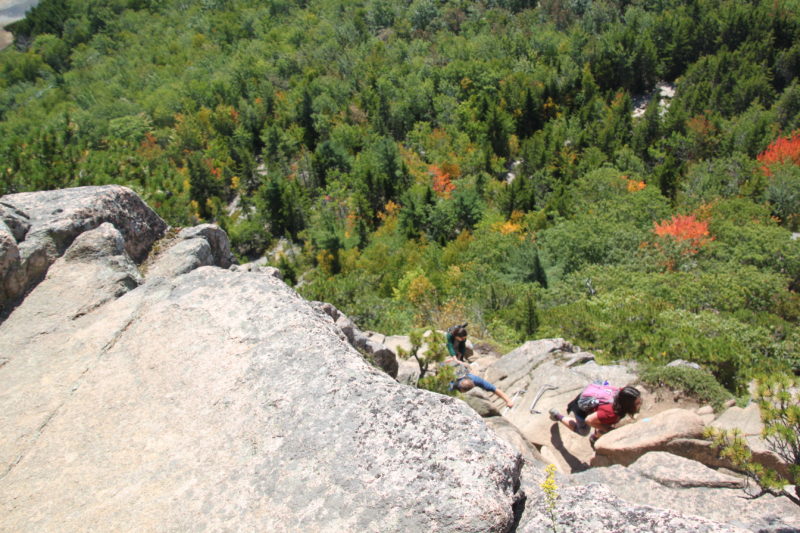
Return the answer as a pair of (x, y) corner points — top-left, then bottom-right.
(572, 461), (799, 532)
(518, 467), (749, 533)
(712, 402), (763, 436)
(484, 338), (577, 387)
(0, 224), (143, 480)
(657, 437), (792, 482)
(569, 359), (639, 387)
(629, 451), (744, 488)
(471, 354), (500, 373)
(1, 267), (522, 533)
(710, 402), (791, 479)
(484, 417), (545, 466)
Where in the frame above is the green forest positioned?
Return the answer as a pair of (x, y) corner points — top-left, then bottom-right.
(2, 0), (800, 396)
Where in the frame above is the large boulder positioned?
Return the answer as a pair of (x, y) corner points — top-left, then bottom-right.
(177, 224), (235, 268)
(0, 185), (165, 313)
(627, 451), (744, 489)
(144, 224), (236, 280)
(1, 260), (522, 532)
(592, 408), (706, 467)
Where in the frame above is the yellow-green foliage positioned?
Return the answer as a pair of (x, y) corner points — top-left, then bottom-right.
(417, 365), (458, 397)
(540, 463), (560, 533)
(400, 328), (448, 385)
(757, 375), (800, 493)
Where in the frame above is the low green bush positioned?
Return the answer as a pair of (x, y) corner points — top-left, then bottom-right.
(639, 365), (733, 412)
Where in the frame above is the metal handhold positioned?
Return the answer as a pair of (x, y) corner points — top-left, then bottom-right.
(529, 384), (558, 414)
(502, 388), (527, 415)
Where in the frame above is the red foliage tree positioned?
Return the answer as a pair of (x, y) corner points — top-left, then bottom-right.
(652, 214), (714, 270)
(757, 130), (800, 176)
(654, 214), (713, 251)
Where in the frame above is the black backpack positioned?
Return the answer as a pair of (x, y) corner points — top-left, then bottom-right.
(447, 323), (468, 336)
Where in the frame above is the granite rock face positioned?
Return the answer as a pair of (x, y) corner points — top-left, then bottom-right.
(483, 339), (639, 473)
(0, 222), (144, 479)
(572, 453), (800, 532)
(518, 464), (750, 533)
(1, 266), (524, 532)
(2, 186), (795, 533)
(0, 185), (166, 313)
(310, 301), (399, 378)
(0, 189), (521, 533)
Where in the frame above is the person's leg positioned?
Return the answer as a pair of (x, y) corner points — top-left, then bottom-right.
(549, 409), (576, 430)
(550, 408), (590, 435)
(558, 417), (578, 432)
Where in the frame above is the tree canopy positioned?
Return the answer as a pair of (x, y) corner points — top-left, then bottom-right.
(2, 0), (800, 393)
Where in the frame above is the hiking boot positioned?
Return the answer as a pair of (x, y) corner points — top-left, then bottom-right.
(548, 408), (561, 421)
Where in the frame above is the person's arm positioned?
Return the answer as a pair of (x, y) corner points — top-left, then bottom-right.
(445, 333), (457, 357)
(493, 388), (514, 408)
(444, 356), (465, 367)
(584, 411), (614, 435)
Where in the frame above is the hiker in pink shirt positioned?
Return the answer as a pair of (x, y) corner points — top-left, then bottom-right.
(549, 383), (642, 448)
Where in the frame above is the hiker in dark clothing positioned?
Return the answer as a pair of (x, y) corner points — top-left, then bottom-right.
(549, 384), (641, 448)
(446, 324), (468, 361)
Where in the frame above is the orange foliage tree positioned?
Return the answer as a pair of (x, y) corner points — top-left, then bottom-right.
(430, 164), (456, 196)
(757, 130), (800, 176)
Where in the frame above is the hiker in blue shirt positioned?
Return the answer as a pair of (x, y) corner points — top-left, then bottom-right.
(446, 357), (514, 408)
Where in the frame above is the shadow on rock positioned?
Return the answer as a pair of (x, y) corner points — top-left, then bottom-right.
(550, 424), (590, 473)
